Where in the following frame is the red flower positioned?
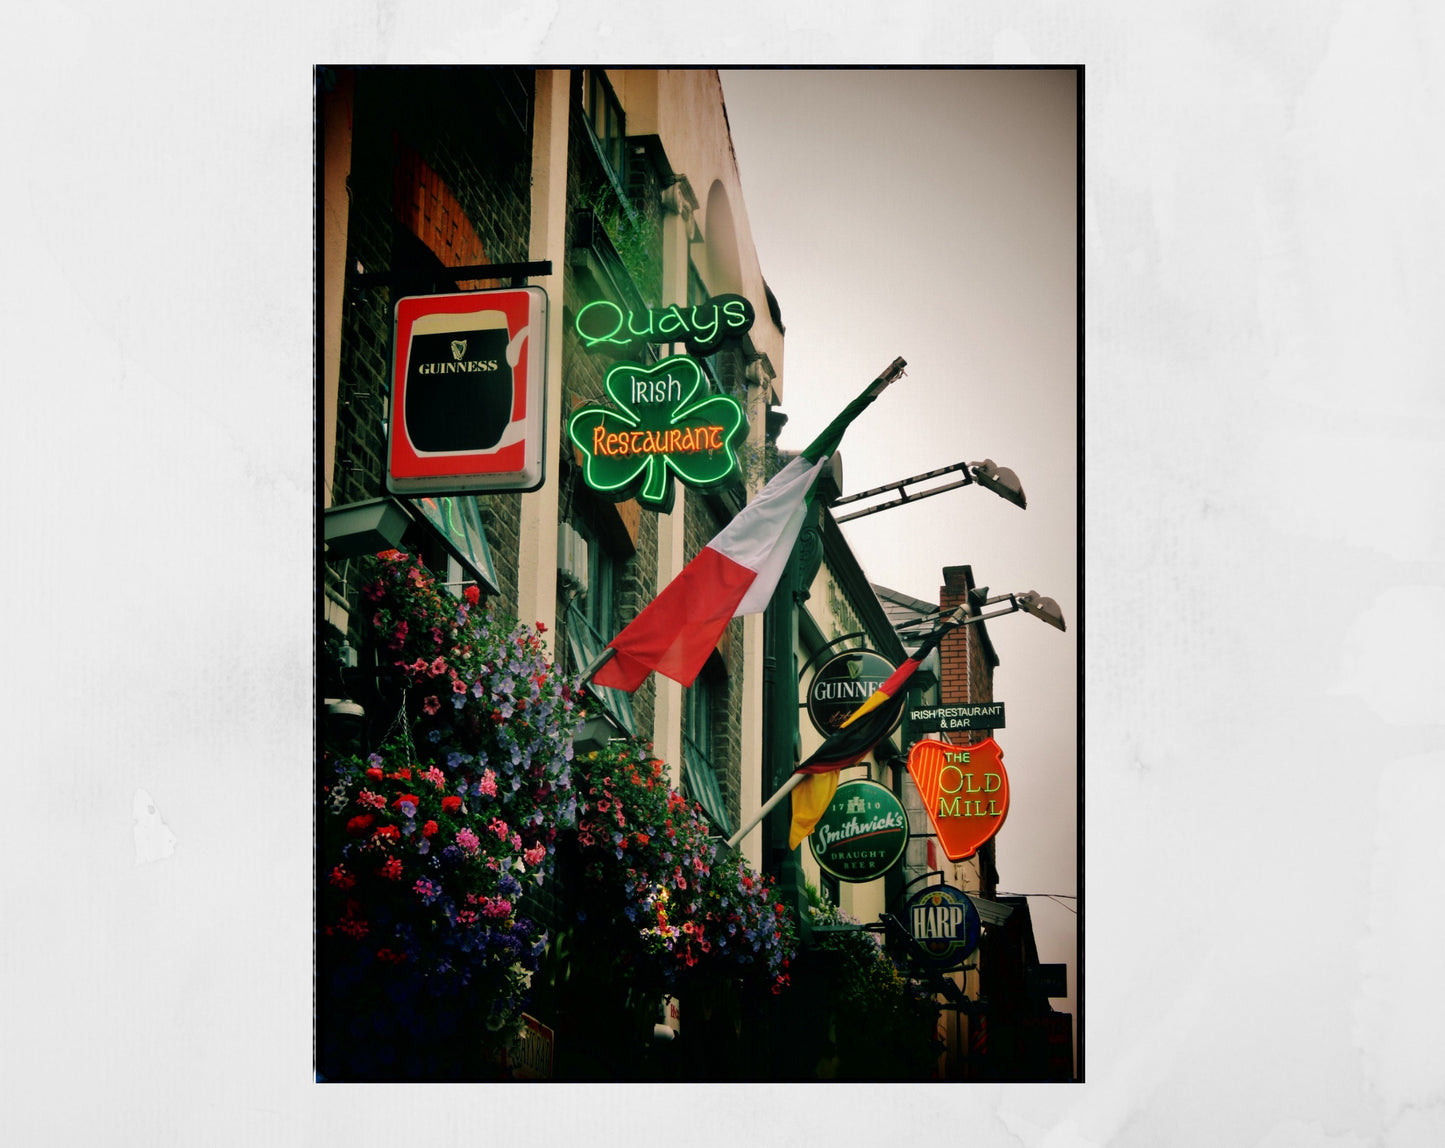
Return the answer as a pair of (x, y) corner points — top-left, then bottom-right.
(365, 767), (384, 781)
(378, 857), (404, 881)
(373, 825), (401, 842)
(536, 621), (547, 633)
(422, 820), (439, 838)
(441, 796), (462, 814)
(464, 585), (480, 606)
(345, 814), (375, 837)
(775, 903), (785, 916)
(392, 794), (421, 810)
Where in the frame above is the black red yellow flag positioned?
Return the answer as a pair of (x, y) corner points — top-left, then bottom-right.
(789, 608), (965, 848)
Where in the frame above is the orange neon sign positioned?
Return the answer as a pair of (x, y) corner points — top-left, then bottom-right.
(906, 737), (1010, 862)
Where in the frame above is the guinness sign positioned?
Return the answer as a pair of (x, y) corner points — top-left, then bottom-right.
(388, 287), (549, 495)
(806, 649), (899, 738)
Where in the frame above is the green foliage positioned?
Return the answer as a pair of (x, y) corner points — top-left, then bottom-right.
(798, 884), (944, 1080)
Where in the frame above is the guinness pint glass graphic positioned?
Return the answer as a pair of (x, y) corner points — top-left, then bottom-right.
(403, 310), (515, 453)
(388, 287), (547, 495)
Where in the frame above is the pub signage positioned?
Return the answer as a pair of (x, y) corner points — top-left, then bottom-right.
(808, 779), (908, 884)
(908, 702), (1006, 733)
(573, 292), (755, 356)
(806, 649), (900, 738)
(566, 354), (747, 513)
(388, 288), (549, 495)
(906, 737), (1010, 862)
(905, 884), (982, 966)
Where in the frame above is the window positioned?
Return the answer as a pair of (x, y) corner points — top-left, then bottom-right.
(564, 515), (635, 737)
(580, 69), (626, 189)
(682, 664), (732, 836)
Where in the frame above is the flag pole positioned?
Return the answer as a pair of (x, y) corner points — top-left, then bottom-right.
(726, 770), (806, 850)
(725, 604), (970, 851)
(579, 645), (617, 685)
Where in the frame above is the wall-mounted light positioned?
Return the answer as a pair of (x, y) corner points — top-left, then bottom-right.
(967, 459), (1026, 510)
(324, 497), (415, 560)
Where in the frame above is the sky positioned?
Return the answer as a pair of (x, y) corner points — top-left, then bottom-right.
(720, 67), (1079, 1032)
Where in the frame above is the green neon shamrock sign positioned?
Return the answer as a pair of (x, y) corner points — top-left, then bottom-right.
(566, 354), (747, 512)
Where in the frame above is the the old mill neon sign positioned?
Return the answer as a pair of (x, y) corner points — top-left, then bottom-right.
(573, 293), (755, 355)
(906, 737), (1011, 862)
(566, 354), (746, 513)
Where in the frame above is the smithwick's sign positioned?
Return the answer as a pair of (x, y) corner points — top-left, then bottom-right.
(388, 288), (549, 495)
(906, 737), (1010, 862)
(806, 649), (900, 738)
(906, 884), (982, 966)
(566, 354), (746, 513)
(808, 779), (908, 883)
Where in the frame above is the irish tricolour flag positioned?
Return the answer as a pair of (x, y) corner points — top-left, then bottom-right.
(591, 361), (904, 692)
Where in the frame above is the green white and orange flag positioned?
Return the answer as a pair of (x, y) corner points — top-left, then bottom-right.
(591, 360), (905, 692)
(788, 607), (966, 849)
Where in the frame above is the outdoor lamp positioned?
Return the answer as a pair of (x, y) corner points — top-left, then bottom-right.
(1015, 591), (1067, 631)
(830, 456), (1028, 523)
(968, 459), (1027, 509)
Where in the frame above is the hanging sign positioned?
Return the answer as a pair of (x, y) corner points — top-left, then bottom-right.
(908, 702), (1006, 733)
(388, 287), (548, 496)
(566, 353), (746, 513)
(906, 737), (1010, 862)
(905, 884), (982, 966)
(808, 779), (908, 883)
(807, 649), (900, 738)
(500, 1014), (554, 1080)
(574, 293), (755, 356)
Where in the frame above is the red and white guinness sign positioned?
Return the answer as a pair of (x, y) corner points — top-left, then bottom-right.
(387, 287), (548, 495)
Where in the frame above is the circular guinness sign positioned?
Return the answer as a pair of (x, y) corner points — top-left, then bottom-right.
(806, 648), (900, 737)
(905, 884), (981, 966)
(808, 779), (908, 883)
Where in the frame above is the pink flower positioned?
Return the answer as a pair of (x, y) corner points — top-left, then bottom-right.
(478, 769), (498, 798)
(455, 828), (481, 856)
(488, 818), (509, 840)
(428, 657), (447, 676)
(423, 766), (446, 790)
(524, 845), (546, 867)
(357, 789), (387, 810)
(422, 695), (440, 715)
(510, 833), (523, 851)
(451, 677), (468, 695)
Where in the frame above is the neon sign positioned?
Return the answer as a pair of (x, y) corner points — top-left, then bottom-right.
(566, 354), (746, 512)
(906, 737), (1011, 862)
(574, 293), (755, 355)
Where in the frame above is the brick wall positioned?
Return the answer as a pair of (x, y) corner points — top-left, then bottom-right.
(327, 69), (533, 620)
(938, 566), (998, 893)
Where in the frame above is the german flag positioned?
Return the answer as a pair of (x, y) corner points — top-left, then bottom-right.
(789, 607), (966, 848)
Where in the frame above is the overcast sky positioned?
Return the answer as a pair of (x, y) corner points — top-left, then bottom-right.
(721, 67), (1079, 1029)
